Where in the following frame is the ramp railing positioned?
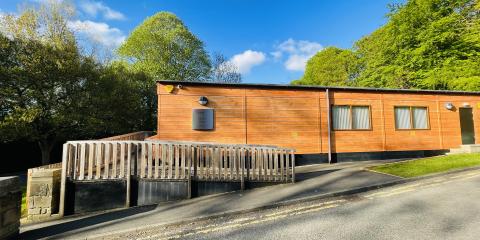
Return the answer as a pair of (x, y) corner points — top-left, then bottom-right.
(59, 140), (295, 216)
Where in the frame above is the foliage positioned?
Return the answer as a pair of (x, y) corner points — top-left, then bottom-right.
(0, 1), (156, 165)
(369, 153), (480, 178)
(297, 0), (480, 91)
(118, 12), (211, 82)
(210, 53), (242, 83)
(293, 47), (359, 86)
(0, 32), (89, 164)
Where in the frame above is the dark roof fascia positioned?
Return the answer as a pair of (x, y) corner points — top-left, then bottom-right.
(157, 80), (480, 96)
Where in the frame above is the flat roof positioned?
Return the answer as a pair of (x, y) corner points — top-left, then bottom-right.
(157, 80), (480, 95)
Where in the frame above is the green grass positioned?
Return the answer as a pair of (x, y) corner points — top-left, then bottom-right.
(369, 153), (480, 178)
(21, 186), (27, 218)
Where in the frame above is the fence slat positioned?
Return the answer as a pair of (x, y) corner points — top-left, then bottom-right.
(78, 143), (86, 180)
(273, 150), (278, 181)
(95, 143), (101, 179)
(198, 146), (204, 180)
(280, 150), (284, 182)
(154, 144), (159, 179)
(181, 145), (186, 179)
(112, 143), (118, 178)
(251, 148), (256, 180)
(88, 143), (94, 180)
(104, 143), (110, 179)
(168, 144), (173, 179)
(161, 144), (167, 179)
(62, 140), (295, 184)
(147, 143), (153, 179)
(291, 151), (295, 183)
(175, 145), (180, 179)
(120, 143), (125, 178)
(285, 152), (290, 182)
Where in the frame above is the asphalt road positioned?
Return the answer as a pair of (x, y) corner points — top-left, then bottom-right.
(189, 172), (480, 240)
(111, 170), (480, 240)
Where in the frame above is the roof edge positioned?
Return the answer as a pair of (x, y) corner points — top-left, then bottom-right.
(157, 80), (480, 95)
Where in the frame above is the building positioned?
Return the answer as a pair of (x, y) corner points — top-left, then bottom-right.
(150, 80), (480, 165)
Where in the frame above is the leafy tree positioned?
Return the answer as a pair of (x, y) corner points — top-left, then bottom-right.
(210, 53), (242, 83)
(0, 1), (154, 165)
(356, 0), (480, 90)
(118, 12), (211, 82)
(294, 47), (359, 86)
(0, 33), (93, 165)
(296, 0), (480, 91)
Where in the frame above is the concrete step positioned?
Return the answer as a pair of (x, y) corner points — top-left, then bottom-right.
(460, 144), (480, 153)
(447, 148), (465, 155)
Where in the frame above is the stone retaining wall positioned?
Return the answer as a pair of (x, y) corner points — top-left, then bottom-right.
(26, 167), (61, 222)
(0, 176), (21, 240)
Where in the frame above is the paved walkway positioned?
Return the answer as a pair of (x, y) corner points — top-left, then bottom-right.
(20, 160), (403, 239)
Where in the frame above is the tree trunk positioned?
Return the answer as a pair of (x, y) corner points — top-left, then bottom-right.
(38, 140), (54, 166)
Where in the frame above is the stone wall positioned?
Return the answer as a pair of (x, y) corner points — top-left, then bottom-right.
(0, 176), (21, 240)
(26, 167), (61, 222)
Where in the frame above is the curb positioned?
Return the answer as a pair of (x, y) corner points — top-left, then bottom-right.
(45, 165), (480, 239)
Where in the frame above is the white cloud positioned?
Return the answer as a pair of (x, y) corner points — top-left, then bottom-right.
(67, 20), (125, 48)
(79, 0), (126, 21)
(32, 0), (64, 3)
(228, 50), (266, 74)
(274, 38), (323, 71)
(270, 51), (282, 61)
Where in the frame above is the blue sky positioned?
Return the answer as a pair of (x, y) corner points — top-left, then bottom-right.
(0, 0), (401, 84)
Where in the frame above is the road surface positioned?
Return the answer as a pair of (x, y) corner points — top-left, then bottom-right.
(107, 169), (480, 240)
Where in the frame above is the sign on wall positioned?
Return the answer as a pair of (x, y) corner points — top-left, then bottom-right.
(192, 109), (214, 130)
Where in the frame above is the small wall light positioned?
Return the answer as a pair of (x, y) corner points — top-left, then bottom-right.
(444, 102), (454, 110)
(198, 96), (208, 106)
(462, 102), (471, 108)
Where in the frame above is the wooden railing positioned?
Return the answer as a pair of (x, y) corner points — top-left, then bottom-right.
(59, 140), (295, 216)
(99, 131), (154, 141)
(61, 140), (295, 183)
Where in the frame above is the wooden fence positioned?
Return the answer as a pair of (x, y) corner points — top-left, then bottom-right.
(99, 131), (154, 141)
(59, 140), (295, 216)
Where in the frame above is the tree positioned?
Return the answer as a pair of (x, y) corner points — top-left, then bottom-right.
(0, 0), (154, 165)
(210, 53), (242, 83)
(118, 12), (211, 82)
(0, 33), (92, 165)
(295, 0), (480, 91)
(294, 47), (360, 87)
(355, 0), (480, 90)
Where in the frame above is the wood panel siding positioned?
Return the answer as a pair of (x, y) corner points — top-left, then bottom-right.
(154, 83), (480, 154)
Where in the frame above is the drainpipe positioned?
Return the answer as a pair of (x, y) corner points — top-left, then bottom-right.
(326, 89), (332, 164)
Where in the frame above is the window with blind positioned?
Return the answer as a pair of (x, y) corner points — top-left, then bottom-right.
(394, 106), (429, 130)
(332, 105), (371, 130)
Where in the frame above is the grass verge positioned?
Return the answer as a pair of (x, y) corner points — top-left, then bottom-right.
(369, 153), (480, 178)
(21, 186), (27, 218)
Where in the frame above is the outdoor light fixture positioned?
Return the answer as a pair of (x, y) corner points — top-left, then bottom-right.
(198, 96), (208, 106)
(463, 102), (471, 107)
(444, 102), (454, 110)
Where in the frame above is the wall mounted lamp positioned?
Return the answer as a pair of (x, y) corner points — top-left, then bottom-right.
(444, 102), (454, 110)
(198, 96), (208, 106)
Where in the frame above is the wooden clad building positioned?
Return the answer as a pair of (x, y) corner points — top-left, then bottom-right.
(150, 80), (480, 164)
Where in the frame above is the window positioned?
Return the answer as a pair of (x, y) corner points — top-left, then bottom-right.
(332, 105), (371, 130)
(394, 106), (429, 130)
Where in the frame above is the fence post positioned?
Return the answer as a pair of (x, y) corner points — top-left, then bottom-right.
(126, 143), (132, 208)
(59, 143), (68, 217)
(291, 151), (295, 183)
(240, 148), (245, 190)
(187, 145), (192, 199)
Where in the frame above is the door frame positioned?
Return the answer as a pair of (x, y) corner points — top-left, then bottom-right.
(459, 107), (476, 145)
